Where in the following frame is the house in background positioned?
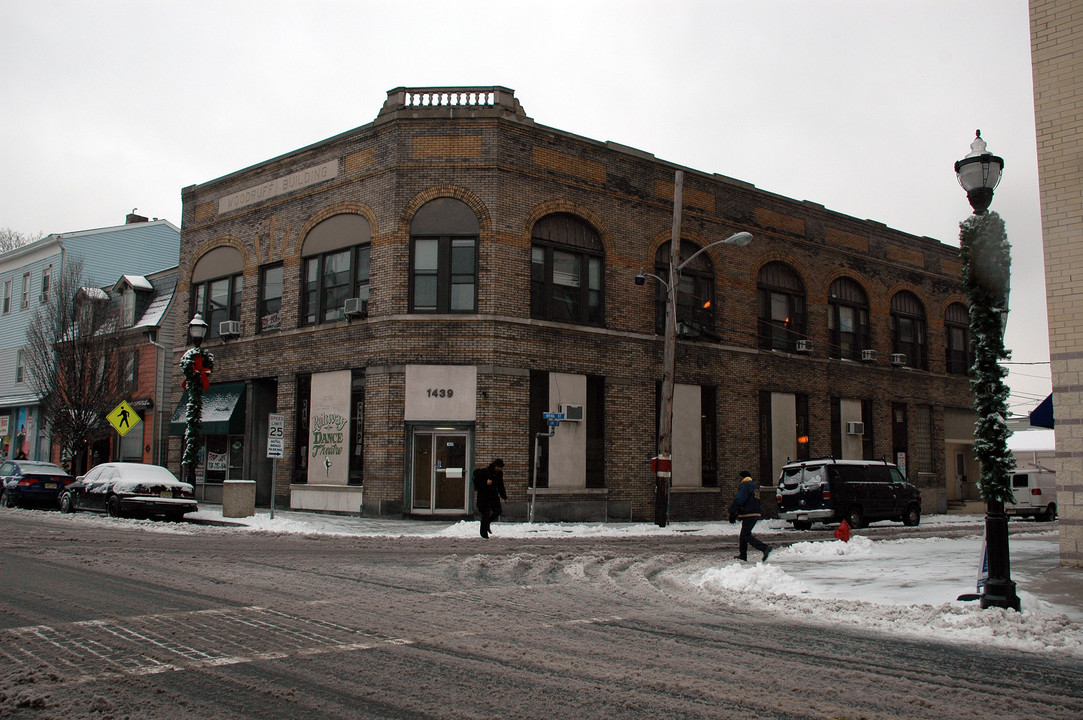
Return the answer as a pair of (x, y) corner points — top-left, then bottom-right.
(54, 267), (180, 470)
(0, 213), (179, 465)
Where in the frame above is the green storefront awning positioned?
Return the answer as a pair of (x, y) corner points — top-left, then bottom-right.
(169, 382), (246, 436)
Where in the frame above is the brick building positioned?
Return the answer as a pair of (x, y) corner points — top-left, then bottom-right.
(173, 86), (974, 522)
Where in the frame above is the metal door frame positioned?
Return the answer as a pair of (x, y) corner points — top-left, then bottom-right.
(406, 424), (473, 516)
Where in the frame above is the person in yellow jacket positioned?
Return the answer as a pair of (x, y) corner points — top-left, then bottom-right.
(728, 470), (771, 562)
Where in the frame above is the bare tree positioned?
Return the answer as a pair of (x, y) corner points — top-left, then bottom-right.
(23, 259), (126, 475)
(0, 228), (44, 254)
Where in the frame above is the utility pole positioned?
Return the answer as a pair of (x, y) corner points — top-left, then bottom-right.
(655, 170), (683, 527)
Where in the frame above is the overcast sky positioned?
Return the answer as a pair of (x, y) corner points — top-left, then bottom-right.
(0, 0), (1049, 413)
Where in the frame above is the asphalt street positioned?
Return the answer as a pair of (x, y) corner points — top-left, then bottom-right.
(1, 510), (1080, 719)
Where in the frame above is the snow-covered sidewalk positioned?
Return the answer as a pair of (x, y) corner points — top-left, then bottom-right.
(161, 509), (1083, 656)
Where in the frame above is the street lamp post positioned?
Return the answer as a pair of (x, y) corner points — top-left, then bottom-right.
(954, 130), (1020, 611)
(180, 313), (214, 487)
(638, 170), (752, 526)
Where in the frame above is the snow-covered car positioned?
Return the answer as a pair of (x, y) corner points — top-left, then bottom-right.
(0, 460), (74, 509)
(59, 462), (197, 521)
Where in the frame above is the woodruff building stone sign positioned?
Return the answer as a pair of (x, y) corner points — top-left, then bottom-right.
(174, 86), (975, 521)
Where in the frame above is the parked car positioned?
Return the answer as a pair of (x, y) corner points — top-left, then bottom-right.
(1006, 467), (1057, 521)
(776, 457), (922, 529)
(0, 460), (74, 509)
(58, 462), (197, 521)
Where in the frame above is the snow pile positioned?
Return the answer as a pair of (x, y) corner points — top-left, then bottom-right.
(687, 535), (1083, 656)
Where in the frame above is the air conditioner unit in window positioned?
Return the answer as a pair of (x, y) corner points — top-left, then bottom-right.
(558, 404), (584, 422)
(846, 421), (865, 435)
(344, 297), (367, 319)
(860, 349), (877, 362)
(891, 353), (907, 366)
(795, 339), (813, 353)
(219, 320), (241, 338)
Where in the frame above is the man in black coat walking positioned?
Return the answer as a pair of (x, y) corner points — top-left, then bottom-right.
(474, 458), (506, 539)
(729, 470), (771, 562)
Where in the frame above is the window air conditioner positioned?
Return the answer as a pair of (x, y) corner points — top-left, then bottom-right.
(846, 421), (865, 435)
(860, 349), (877, 362)
(219, 320), (241, 338)
(344, 297), (367, 319)
(891, 353), (907, 366)
(795, 339), (813, 353)
(558, 404), (584, 422)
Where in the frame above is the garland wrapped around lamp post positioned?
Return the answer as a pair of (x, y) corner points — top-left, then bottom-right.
(955, 131), (1020, 611)
(180, 314), (214, 485)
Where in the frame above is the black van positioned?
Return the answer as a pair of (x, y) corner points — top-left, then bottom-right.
(775, 458), (922, 530)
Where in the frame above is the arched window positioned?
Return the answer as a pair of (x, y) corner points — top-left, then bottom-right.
(191, 246), (244, 340)
(757, 262), (806, 351)
(410, 198), (478, 313)
(891, 291), (927, 369)
(653, 240), (715, 337)
(301, 214), (371, 325)
(945, 302), (971, 375)
(828, 277), (870, 360)
(530, 213), (604, 325)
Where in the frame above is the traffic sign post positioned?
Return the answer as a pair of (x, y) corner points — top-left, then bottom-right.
(267, 413), (285, 519)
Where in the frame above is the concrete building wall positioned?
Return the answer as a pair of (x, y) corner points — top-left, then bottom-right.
(1031, 0), (1083, 565)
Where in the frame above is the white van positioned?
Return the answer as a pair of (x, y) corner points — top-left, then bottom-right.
(1006, 468), (1057, 521)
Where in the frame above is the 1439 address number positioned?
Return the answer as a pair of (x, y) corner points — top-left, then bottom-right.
(426, 388), (455, 398)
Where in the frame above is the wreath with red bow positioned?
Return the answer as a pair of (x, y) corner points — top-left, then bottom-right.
(180, 347), (214, 392)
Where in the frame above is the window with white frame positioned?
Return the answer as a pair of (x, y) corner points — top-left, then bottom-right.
(21, 272), (30, 309)
(15, 349), (24, 383)
(2, 279), (10, 314)
(40, 266), (51, 304)
(121, 288), (136, 327)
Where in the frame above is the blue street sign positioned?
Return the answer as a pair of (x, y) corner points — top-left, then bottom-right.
(547, 420), (560, 427)
(543, 412), (565, 420)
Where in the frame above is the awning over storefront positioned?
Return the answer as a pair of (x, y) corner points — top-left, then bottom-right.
(169, 382), (246, 436)
(0, 393), (42, 409)
(1029, 393), (1054, 429)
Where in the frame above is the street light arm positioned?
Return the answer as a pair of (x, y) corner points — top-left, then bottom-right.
(636, 270), (670, 290)
(675, 232), (753, 273)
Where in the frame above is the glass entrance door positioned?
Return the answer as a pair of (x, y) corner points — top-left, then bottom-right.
(411, 430), (469, 514)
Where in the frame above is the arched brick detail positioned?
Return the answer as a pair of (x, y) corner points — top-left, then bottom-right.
(399, 186), (492, 237)
(886, 282), (930, 317)
(753, 254), (810, 293)
(523, 201), (613, 258)
(823, 271), (873, 307)
(645, 228), (715, 270)
(182, 237), (248, 292)
(295, 202), (376, 258)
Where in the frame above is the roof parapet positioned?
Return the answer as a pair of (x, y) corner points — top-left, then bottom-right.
(377, 86), (531, 124)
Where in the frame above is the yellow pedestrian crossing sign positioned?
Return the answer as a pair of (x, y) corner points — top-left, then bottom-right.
(107, 400), (141, 437)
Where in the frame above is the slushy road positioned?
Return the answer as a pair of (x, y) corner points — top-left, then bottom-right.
(1, 511), (1079, 719)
